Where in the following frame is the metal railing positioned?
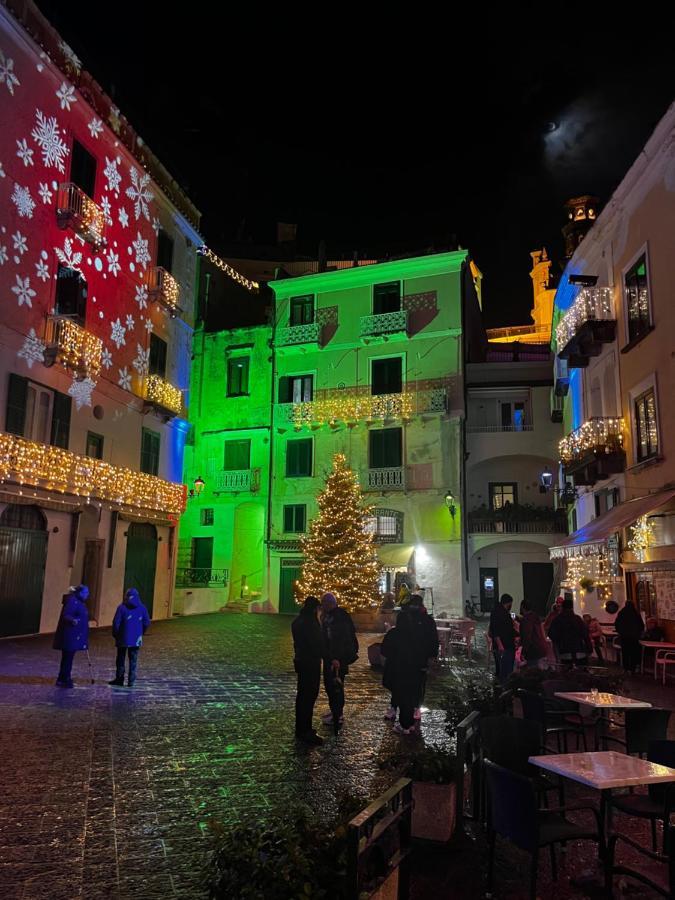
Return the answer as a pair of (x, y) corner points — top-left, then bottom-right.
(277, 322), (321, 346)
(56, 183), (105, 248)
(144, 374), (183, 416)
(176, 567), (229, 587)
(559, 416), (624, 465)
(45, 314), (103, 379)
(147, 266), (180, 314)
(360, 309), (408, 337)
(468, 511), (568, 535)
(466, 423), (533, 433)
(366, 467), (405, 490)
(555, 287), (615, 351)
(214, 469), (251, 491)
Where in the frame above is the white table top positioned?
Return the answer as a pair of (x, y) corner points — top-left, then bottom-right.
(554, 691), (652, 709)
(529, 751), (675, 790)
(640, 640), (675, 648)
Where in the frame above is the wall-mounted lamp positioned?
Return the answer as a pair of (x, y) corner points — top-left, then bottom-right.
(539, 468), (577, 505)
(189, 475), (206, 499)
(445, 490), (456, 518)
(539, 468), (554, 492)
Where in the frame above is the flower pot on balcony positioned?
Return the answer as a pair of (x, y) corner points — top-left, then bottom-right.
(412, 781), (457, 843)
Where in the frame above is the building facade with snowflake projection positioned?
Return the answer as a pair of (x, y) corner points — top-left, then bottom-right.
(0, 0), (200, 637)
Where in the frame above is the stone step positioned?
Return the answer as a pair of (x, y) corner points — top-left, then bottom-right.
(223, 601), (248, 613)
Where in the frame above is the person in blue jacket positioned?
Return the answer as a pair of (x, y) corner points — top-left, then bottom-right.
(109, 588), (151, 687)
(53, 585), (90, 688)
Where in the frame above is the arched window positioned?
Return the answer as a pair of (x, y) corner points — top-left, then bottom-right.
(0, 504), (47, 530)
(365, 509), (403, 543)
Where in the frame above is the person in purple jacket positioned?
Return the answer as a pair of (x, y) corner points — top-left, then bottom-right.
(54, 585), (90, 688)
(109, 588), (151, 687)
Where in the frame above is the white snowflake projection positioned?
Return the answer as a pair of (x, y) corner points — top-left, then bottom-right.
(110, 318), (126, 349)
(56, 81), (77, 111)
(118, 367), (131, 390)
(103, 156), (122, 195)
(125, 313), (135, 331)
(100, 195), (113, 225)
(132, 343), (149, 375)
(68, 376), (96, 410)
(134, 283), (148, 310)
(0, 49), (19, 96)
(118, 206), (129, 229)
(16, 138), (34, 167)
(88, 117), (103, 139)
(0, 245), (7, 266)
(31, 110), (69, 172)
(55, 236), (82, 268)
(11, 184), (35, 219)
(152, 217), (161, 235)
(35, 259), (50, 282)
(38, 182), (53, 204)
(106, 249), (121, 276)
(125, 167), (153, 220)
(11, 274), (36, 308)
(12, 231), (28, 256)
(59, 41), (81, 73)
(144, 317), (154, 333)
(18, 328), (45, 369)
(101, 347), (113, 369)
(131, 231), (151, 269)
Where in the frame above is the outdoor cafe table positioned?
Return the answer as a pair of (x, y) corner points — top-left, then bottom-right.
(528, 750), (675, 852)
(554, 692), (651, 750)
(640, 640), (675, 677)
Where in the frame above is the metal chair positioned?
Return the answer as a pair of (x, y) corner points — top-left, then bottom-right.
(518, 689), (588, 752)
(656, 649), (675, 685)
(605, 821), (674, 898)
(603, 707), (671, 757)
(609, 740), (675, 852)
(484, 760), (603, 900)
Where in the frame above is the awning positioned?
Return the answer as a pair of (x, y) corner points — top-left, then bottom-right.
(377, 544), (414, 571)
(550, 488), (675, 557)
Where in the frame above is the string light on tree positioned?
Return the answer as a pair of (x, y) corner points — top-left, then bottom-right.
(628, 515), (656, 563)
(298, 453), (381, 612)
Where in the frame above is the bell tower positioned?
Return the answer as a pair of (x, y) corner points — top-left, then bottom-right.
(562, 195), (599, 258)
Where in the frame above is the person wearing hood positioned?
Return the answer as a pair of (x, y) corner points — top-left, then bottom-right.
(614, 599), (644, 674)
(109, 588), (151, 687)
(320, 592), (358, 727)
(54, 584), (90, 688)
(381, 602), (430, 734)
(291, 595), (324, 746)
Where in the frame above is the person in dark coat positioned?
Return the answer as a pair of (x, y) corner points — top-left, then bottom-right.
(109, 588), (151, 687)
(380, 605), (429, 734)
(548, 597), (592, 665)
(615, 599), (644, 673)
(291, 596), (324, 746)
(320, 593), (358, 727)
(53, 585), (90, 688)
(519, 600), (549, 669)
(488, 593), (516, 683)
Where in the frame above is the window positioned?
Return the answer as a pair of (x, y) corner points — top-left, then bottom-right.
(5, 374), (71, 449)
(140, 428), (160, 475)
(489, 483), (517, 510)
(55, 265), (87, 322)
(85, 431), (103, 459)
(365, 509), (403, 543)
(371, 358), (403, 396)
(634, 387), (659, 461)
(624, 254), (651, 344)
(594, 488), (620, 517)
(70, 139), (97, 198)
(278, 374), (313, 403)
(191, 536), (213, 569)
(200, 508), (214, 526)
(227, 357), (250, 396)
(369, 428), (402, 468)
(286, 438), (313, 477)
(156, 228), (174, 273)
(501, 401), (526, 431)
(290, 295), (314, 325)
(149, 334), (167, 378)
(283, 504), (306, 533)
(373, 282), (401, 315)
(224, 439), (250, 470)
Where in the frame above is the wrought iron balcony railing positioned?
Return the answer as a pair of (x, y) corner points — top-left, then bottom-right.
(44, 315), (103, 380)
(466, 422), (533, 434)
(468, 508), (568, 535)
(176, 567), (229, 587)
(365, 467), (405, 491)
(56, 183), (105, 248)
(360, 309), (408, 339)
(555, 288), (616, 364)
(214, 470), (251, 491)
(277, 322), (321, 346)
(143, 374), (183, 417)
(147, 266), (180, 315)
(559, 416), (625, 484)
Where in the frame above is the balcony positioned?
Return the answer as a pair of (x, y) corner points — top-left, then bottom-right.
(56, 183), (105, 249)
(0, 431), (185, 514)
(176, 567), (229, 588)
(559, 417), (626, 485)
(555, 288), (616, 367)
(550, 389), (564, 423)
(147, 266), (180, 315)
(44, 315), (103, 380)
(143, 374), (182, 417)
(466, 422), (533, 434)
(214, 469), (251, 492)
(277, 322), (321, 347)
(360, 309), (408, 341)
(469, 506), (568, 535)
(365, 467), (405, 491)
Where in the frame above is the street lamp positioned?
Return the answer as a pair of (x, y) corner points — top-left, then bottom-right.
(189, 475), (206, 499)
(539, 467), (554, 492)
(445, 490), (456, 518)
(539, 468), (576, 505)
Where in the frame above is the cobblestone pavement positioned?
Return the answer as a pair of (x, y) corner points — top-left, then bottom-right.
(0, 612), (454, 899)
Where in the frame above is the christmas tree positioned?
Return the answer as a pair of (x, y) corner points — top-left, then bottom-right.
(298, 453), (381, 612)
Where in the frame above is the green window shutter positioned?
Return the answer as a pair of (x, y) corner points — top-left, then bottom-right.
(283, 506), (293, 532)
(50, 390), (72, 449)
(300, 439), (312, 475)
(224, 439), (250, 470)
(5, 373), (28, 436)
(149, 335), (167, 378)
(286, 440), (311, 476)
(141, 428), (160, 475)
(278, 377), (291, 403)
(297, 505), (306, 531)
(286, 441), (297, 476)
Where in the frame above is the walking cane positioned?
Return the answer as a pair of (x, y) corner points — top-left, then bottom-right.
(85, 649), (95, 684)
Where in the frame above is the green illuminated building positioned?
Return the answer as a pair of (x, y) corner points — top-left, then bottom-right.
(176, 250), (483, 615)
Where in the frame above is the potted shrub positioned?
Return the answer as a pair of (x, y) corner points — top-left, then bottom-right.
(406, 746), (461, 843)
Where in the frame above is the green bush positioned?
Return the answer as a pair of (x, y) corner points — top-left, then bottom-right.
(506, 665), (624, 696)
(379, 743), (461, 785)
(443, 665), (506, 733)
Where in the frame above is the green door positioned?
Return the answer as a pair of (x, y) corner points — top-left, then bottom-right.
(279, 559), (302, 614)
(124, 523), (157, 616)
(0, 526), (48, 637)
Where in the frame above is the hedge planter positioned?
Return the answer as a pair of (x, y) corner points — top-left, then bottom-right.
(412, 780), (457, 843)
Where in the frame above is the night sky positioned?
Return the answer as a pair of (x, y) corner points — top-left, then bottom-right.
(35, 2), (675, 328)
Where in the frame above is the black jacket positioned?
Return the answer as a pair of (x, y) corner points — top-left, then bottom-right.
(322, 607), (358, 666)
(615, 604), (644, 641)
(292, 612), (324, 665)
(548, 610), (591, 655)
(488, 604), (516, 649)
(381, 609), (430, 692)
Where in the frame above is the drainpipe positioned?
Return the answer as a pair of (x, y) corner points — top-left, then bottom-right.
(265, 275), (279, 604)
